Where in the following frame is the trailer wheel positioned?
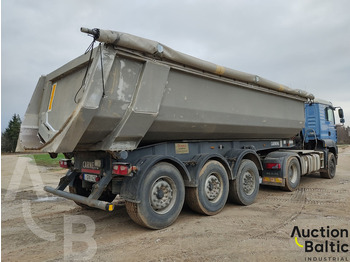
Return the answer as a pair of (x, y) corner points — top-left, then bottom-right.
(125, 162), (185, 229)
(69, 174), (116, 208)
(186, 160), (229, 215)
(282, 157), (301, 191)
(320, 153), (336, 179)
(229, 159), (259, 206)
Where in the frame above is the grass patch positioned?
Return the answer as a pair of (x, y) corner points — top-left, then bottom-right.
(30, 153), (65, 168)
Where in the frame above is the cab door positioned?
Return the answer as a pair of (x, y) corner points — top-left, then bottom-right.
(324, 107), (337, 142)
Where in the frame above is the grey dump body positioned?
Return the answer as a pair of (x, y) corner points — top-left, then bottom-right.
(17, 28), (314, 153)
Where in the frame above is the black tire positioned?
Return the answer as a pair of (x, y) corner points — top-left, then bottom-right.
(282, 157), (301, 191)
(185, 160), (229, 215)
(69, 174), (116, 209)
(320, 153), (336, 179)
(125, 162), (185, 229)
(229, 159), (259, 206)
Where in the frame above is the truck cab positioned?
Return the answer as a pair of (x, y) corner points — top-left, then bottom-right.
(303, 98), (345, 156)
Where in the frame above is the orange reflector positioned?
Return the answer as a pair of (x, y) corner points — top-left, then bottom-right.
(263, 177), (283, 183)
(48, 83), (57, 111)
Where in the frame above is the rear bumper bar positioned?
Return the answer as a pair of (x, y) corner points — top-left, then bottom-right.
(44, 170), (114, 212)
(44, 186), (114, 211)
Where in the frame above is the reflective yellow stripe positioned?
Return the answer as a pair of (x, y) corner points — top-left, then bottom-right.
(48, 83), (57, 111)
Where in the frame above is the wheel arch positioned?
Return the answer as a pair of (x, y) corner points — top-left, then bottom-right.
(225, 149), (263, 179)
(120, 155), (190, 203)
(264, 151), (302, 178)
(186, 153), (232, 188)
(327, 147), (338, 165)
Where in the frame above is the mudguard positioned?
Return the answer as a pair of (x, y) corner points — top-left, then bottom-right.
(186, 153), (233, 185)
(263, 151), (301, 179)
(225, 149), (263, 178)
(120, 155), (191, 203)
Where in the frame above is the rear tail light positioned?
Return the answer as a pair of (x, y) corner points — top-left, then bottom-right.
(113, 164), (128, 175)
(59, 159), (72, 169)
(265, 163), (281, 170)
(112, 163), (137, 176)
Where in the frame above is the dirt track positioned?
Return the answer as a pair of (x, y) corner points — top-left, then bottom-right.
(2, 147), (350, 261)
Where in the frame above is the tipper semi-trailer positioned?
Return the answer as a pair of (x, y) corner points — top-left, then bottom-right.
(16, 27), (345, 229)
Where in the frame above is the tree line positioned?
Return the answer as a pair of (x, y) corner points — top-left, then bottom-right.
(337, 125), (350, 144)
(2, 114), (21, 152)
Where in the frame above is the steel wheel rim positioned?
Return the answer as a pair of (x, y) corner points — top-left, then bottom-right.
(150, 176), (177, 214)
(242, 171), (255, 196)
(204, 173), (223, 203)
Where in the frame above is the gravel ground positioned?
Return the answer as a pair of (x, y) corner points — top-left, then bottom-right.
(2, 146), (349, 261)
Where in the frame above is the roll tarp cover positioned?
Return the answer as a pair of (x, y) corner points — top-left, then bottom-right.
(97, 29), (314, 100)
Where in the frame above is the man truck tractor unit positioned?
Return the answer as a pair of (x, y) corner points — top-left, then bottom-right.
(17, 28), (345, 229)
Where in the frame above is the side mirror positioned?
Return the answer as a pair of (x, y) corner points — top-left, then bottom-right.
(340, 118), (345, 124)
(338, 108), (344, 119)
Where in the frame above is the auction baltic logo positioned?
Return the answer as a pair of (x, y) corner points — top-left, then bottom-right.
(291, 225), (349, 261)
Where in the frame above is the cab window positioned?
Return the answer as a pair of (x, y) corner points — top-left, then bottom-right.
(325, 108), (335, 124)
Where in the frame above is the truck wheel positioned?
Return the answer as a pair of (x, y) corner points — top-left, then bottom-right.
(282, 157), (301, 191)
(320, 153), (336, 179)
(69, 174), (116, 208)
(125, 162), (185, 229)
(229, 159), (259, 206)
(186, 160), (229, 215)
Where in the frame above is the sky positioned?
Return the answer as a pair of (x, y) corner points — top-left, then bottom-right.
(1, 0), (350, 130)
